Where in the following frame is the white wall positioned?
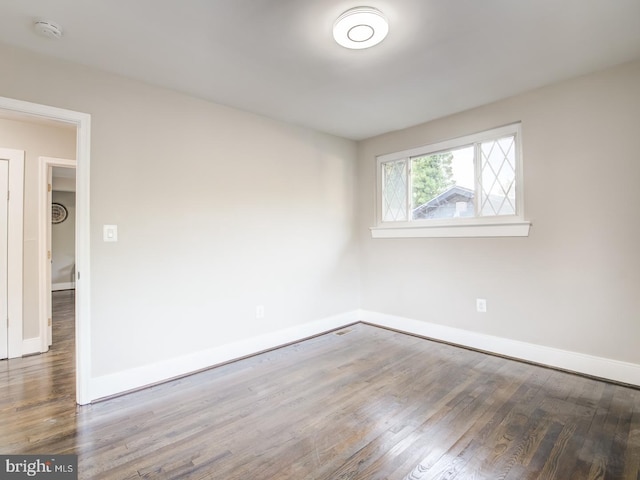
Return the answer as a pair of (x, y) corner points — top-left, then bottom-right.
(52, 175), (76, 193)
(0, 43), (360, 381)
(52, 190), (76, 289)
(0, 117), (76, 339)
(357, 60), (640, 366)
(3, 40), (639, 395)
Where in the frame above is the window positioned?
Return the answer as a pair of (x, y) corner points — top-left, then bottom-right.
(373, 123), (530, 238)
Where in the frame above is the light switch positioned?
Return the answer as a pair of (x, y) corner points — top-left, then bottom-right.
(103, 225), (118, 242)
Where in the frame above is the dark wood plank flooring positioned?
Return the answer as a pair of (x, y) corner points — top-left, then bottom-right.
(1, 291), (639, 479)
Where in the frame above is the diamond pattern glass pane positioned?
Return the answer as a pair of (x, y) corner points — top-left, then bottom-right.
(479, 135), (516, 216)
(382, 160), (407, 221)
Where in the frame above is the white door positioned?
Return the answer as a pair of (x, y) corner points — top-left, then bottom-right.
(0, 159), (8, 359)
(0, 147), (24, 360)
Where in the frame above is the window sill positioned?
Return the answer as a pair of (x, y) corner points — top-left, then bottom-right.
(370, 221), (531, 238)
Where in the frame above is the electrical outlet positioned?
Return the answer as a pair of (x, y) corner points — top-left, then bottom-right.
(476, 298), (487, 313)
(255, 305), (265, 319)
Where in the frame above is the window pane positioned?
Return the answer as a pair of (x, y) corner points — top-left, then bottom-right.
(412, 146), (475, 220)
(382, 160), (407, 221)
(479, 135), (516, 216)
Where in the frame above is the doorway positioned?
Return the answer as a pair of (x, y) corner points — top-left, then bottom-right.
(39, 158), (77, 350)
(0, 96), (91, 405)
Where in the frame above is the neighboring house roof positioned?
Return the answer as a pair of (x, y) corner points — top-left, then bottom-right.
(412, 185), (474, 218)
(424, 185), (474, 207)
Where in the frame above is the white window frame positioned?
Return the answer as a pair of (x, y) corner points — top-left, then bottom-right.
(371, 123), (530, 238)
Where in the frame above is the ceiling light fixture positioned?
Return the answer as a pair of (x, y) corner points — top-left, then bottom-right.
(333, 7), (389, 50)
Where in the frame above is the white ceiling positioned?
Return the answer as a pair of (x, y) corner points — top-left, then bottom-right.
(1, 0), (639, 140)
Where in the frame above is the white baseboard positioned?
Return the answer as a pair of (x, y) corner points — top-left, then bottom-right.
(359, 310), (640, 387)
(88, 310), (359, 402)
(22, 337), (42, 356)
(52, 282), (75, 291)
(87, 308), (640, 402)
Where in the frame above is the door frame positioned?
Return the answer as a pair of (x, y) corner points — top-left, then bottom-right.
(0, 96), (92, 405)
(0, 158), (7, 360)
(0, 149), (24, 360)
(38, 157), (77, 351)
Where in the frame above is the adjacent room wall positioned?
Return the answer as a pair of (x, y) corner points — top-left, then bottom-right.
(0, 43), (360, 383)
(357, 60), (640, 366)
(52, 190), (76, 290)
(0, 117), (76, 340)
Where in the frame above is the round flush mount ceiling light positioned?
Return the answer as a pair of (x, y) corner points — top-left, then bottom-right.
(34, 20), (63, 40)
(333, 7), (389, 50)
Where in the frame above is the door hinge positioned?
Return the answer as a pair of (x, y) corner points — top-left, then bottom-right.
(48, 318), (52, 327)
(47, 250), (51, 260)
(48, 183), (52, 192)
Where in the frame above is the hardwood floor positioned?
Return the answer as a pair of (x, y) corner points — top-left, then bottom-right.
(1, 292), (639, 479)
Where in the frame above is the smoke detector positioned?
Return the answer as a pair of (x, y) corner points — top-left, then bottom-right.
(34, 20), (63, 40)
